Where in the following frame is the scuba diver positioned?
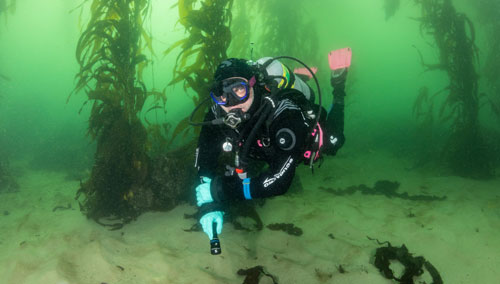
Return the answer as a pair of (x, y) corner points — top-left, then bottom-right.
(192, 55), (348, 249)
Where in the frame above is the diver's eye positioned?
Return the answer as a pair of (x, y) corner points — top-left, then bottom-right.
(232, 84), (247, 97)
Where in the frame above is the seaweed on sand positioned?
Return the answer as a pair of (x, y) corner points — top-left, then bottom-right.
(413, 0), (493, 178)
(369, 237), (443, 284)
(71, 0), (166, 227)
(322, 180), (446, 201)
(266, 223), (303, 236)
(237, 266), (279, 284)
(165, 0), (234, 142)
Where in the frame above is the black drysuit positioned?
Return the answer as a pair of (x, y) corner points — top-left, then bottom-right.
(194, 84), (346, 207)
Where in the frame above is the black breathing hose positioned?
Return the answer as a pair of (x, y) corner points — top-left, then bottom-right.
(238, 100), (274, 168)
(189, 97), (223, 126)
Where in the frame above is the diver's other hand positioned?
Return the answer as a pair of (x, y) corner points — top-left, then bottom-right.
(323, 133), (345, 156)
(200, 211), (224, 240)
(195, 177), (214, 207)
(330, 67), (348, 87)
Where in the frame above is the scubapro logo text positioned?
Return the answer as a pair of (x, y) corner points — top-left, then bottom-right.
(263, 157), (294, 188)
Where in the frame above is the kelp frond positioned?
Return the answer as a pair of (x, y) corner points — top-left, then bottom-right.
(165, 0), (234, 141)
(72, 0), (153, 139)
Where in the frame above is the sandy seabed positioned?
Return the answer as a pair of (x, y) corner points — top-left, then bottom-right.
(1, 151), (499, 284)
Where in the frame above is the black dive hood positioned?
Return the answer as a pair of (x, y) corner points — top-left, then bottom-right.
(189, 55), (322, 130)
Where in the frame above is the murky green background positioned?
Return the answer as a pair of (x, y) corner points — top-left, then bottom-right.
(0, 0), (498, 174)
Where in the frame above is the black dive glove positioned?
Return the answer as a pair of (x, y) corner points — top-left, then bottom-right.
(323, 132), (345, 156)
(330, 67), (348, 89)
(323, 67), (348, 156)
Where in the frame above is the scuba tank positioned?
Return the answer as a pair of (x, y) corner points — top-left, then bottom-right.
(254, 57), (314, 102)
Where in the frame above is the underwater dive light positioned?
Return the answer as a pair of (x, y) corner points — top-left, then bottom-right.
(210, 222), (221, 255)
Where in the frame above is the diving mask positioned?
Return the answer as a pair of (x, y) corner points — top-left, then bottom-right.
(210, 76), (256, 107)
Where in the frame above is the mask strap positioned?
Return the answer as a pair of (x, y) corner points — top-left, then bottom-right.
(249, 76), (256, 88)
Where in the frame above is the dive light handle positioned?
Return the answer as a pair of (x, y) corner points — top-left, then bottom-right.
(210, 222), (221, 255)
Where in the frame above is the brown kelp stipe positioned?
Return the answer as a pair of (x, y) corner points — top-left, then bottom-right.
(71, 0), (166, 227)
(413, 0), (493, 178)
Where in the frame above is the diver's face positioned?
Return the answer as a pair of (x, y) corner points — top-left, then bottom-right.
(220, 86), (254, 113)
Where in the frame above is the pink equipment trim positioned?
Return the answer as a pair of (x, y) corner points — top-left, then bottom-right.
(293, 67), (318, 79)
(303, 123), (324, 161)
